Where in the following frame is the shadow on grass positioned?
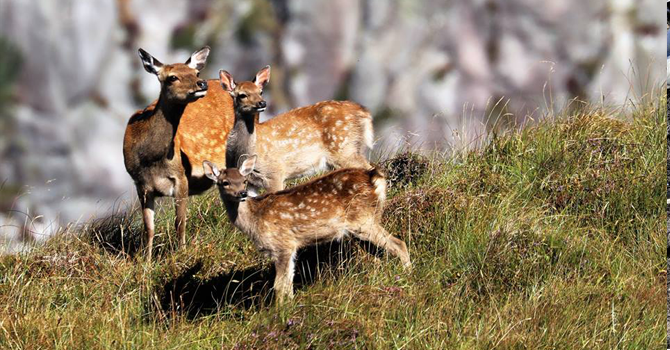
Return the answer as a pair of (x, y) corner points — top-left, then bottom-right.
(156, 238), (383, 319)
(84, 208), (386, 319)
(86, 205), (184, 260)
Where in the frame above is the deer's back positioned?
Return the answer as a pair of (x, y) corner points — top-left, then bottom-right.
(253, 168), (379, 221)
(263, 100), (368, 132)
(174, 80), (235, 178)
(255, 101), (370, 177)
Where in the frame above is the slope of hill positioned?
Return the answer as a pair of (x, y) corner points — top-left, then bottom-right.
(0, 95), (665, 349)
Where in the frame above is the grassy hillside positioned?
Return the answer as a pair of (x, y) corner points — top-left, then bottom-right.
(0, 95), (666, 349)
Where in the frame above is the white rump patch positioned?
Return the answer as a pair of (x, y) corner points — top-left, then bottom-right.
(372, 176), (387, 203)
(362, 117), (374, 149)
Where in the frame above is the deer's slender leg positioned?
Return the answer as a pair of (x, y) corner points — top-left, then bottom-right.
(139, 189), (156, 262)
(335, 153), (371, 169)
(174, 177), (189, 246)
(354, 222), (411, 269)
(273, 249), (296, 304)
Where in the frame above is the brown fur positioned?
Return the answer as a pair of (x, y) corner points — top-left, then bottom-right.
(203, 158), (411, 304)
(220, 68), (373, 194)
(123, 79), (233, 182)
(123, 47), (234, 261)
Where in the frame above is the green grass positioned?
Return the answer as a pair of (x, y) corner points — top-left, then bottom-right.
(0, 95), (666, 349)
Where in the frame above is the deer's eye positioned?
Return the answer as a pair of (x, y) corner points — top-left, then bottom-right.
(221, 181), (230, 187)
(237, 93), (247, 99)
(167, 75), (179, 83)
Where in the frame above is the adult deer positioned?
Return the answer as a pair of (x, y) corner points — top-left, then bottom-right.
(203, 156), (411, 304)
(219, 66), (373, 195)
(123, 47), (234, 261)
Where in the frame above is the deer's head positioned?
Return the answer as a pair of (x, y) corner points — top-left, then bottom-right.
(219, 66), (270, 115)
(203, 155), (257, 202)
(138, 47), (210, 104)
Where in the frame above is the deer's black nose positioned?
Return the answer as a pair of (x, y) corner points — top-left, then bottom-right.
(197, 80), (208, 90)
(257, 101), (266, 109)
(239, 191), (248, 198)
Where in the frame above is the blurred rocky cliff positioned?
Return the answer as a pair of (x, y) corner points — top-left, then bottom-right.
(0, 0), (665, 250)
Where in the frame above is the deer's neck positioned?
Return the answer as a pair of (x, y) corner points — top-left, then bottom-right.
(142, 98), (186, 162)
(225, 111), (258, 168)
(222, 197), (258, 238)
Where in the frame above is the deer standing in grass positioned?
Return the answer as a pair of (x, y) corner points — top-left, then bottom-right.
(123, 47), (235, 261)
(203, 156), (411, 303)
(219, 66), (373, 195)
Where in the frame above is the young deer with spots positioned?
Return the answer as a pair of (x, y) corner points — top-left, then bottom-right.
(219, 66), (373, 194)
(123, 47), (235, 261)
(203, 156), (411, 303)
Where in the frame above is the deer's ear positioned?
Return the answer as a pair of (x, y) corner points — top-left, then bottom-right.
(219, 70), (236, 92)
(253, 66), (270, 90)
(238, 155), (257, 177)
(203, 161), (221, 182)
(138, 48), (163, 75)
(186, 46), (210, 71)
